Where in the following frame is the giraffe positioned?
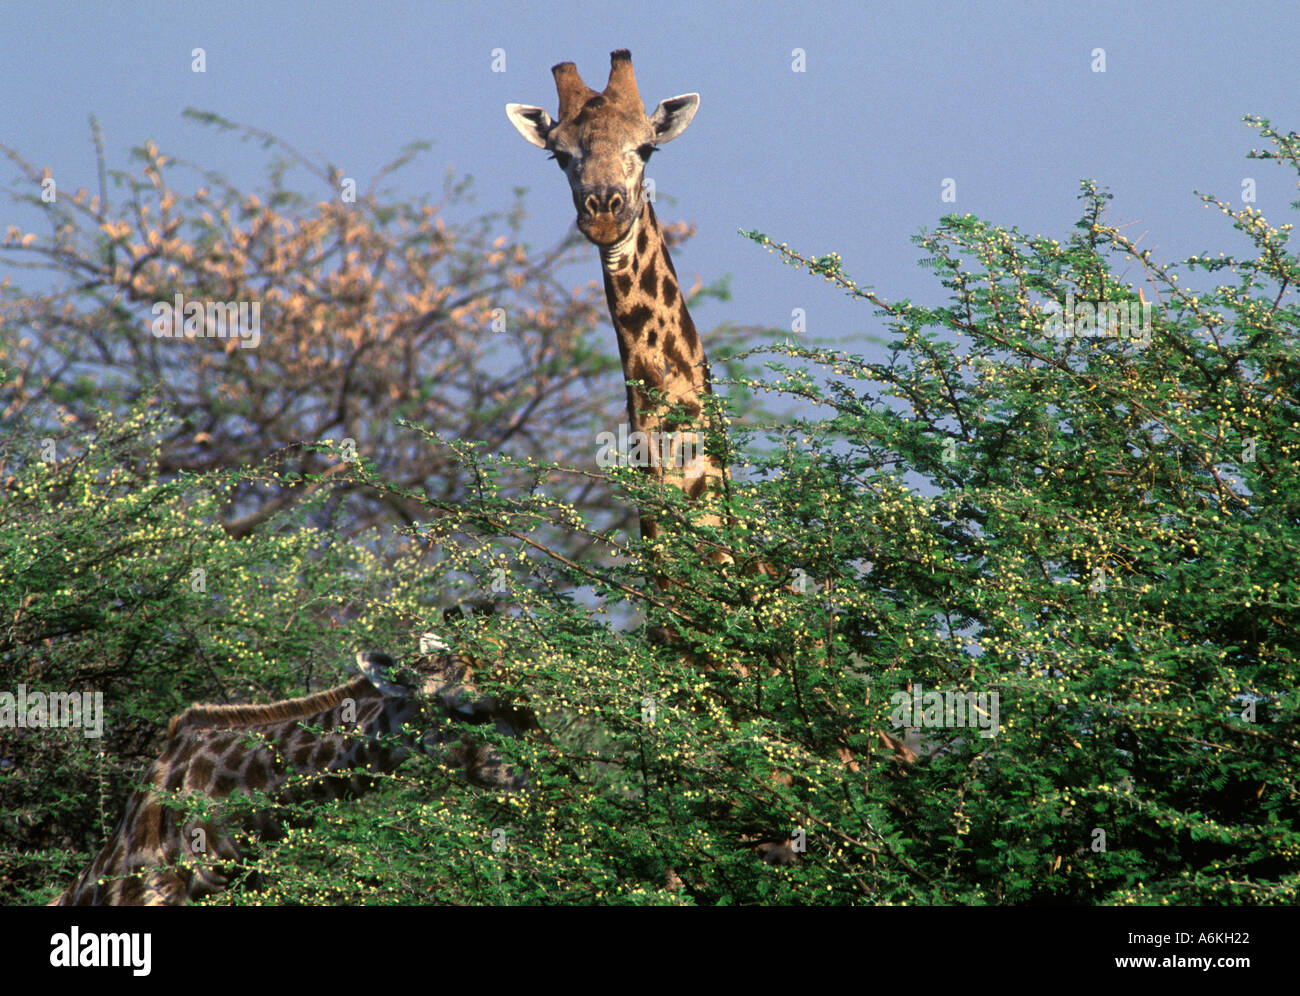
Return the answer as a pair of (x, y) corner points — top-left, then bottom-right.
(48, 640), (534, 905)
(507, 54), (916, 868)
(507, 50), (728, 560)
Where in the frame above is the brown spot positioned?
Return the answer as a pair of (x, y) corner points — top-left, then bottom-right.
(687, 475), (708, 499)
(665, 332), (692, 372)
(636, 228), (648, 254)
(662, 279), (677, 306)
(245, 761), (268, 791)
(648, 330), (657, 347)
(620, 304), (653, 337)
(291, 743), (311, 768)
(213, 772), (237, 796)
(615, 273), (632, 296)
(629, 353), (663, 389)
(164, 737), (194, 764)
(120, 879), (145, 905)
(190, 754), (215, 789)
(143, 806), (164, 851)
(661, 245), (679, 278)
(164, 758), (187, 792)
(640, 255), (658, 296)
(677, 300), (700, 353)
(311, 742), (333, 768)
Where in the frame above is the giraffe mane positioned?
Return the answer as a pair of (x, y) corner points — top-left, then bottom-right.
(167, 676), (377, 737)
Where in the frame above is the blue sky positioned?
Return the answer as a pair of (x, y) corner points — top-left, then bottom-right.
(4, 0), (1299, 368)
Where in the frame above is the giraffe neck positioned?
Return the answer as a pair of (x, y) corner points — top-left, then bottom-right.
(599, 200), (728, 544)
(52, 652), (533, 906)
(52, 678), (426, 906)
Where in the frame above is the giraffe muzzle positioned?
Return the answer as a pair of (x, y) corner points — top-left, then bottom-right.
(577, 187), (633, 245)
(582, 187), (623, 216)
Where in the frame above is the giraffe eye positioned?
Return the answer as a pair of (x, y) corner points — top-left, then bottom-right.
(636, 144), (658, 162)
(548, 150), (572, 169)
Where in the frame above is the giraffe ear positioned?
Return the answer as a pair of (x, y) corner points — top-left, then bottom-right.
(356, 651), (409, 697)
(506, 103), (555, 149)
(648, 93), (699, 144)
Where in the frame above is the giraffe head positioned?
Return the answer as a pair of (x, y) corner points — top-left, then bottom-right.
(357, 637), (537, 783)
(507, 49), (698, 250)
(354, 643), (488, 734)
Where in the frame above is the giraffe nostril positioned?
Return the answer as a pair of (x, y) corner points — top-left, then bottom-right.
(609, 194), (623, 214)
(585, 195), (599, 215)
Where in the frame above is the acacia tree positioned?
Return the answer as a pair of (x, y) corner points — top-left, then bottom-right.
(296, 115), (1297, 905)
(0, 113), (730, 548)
